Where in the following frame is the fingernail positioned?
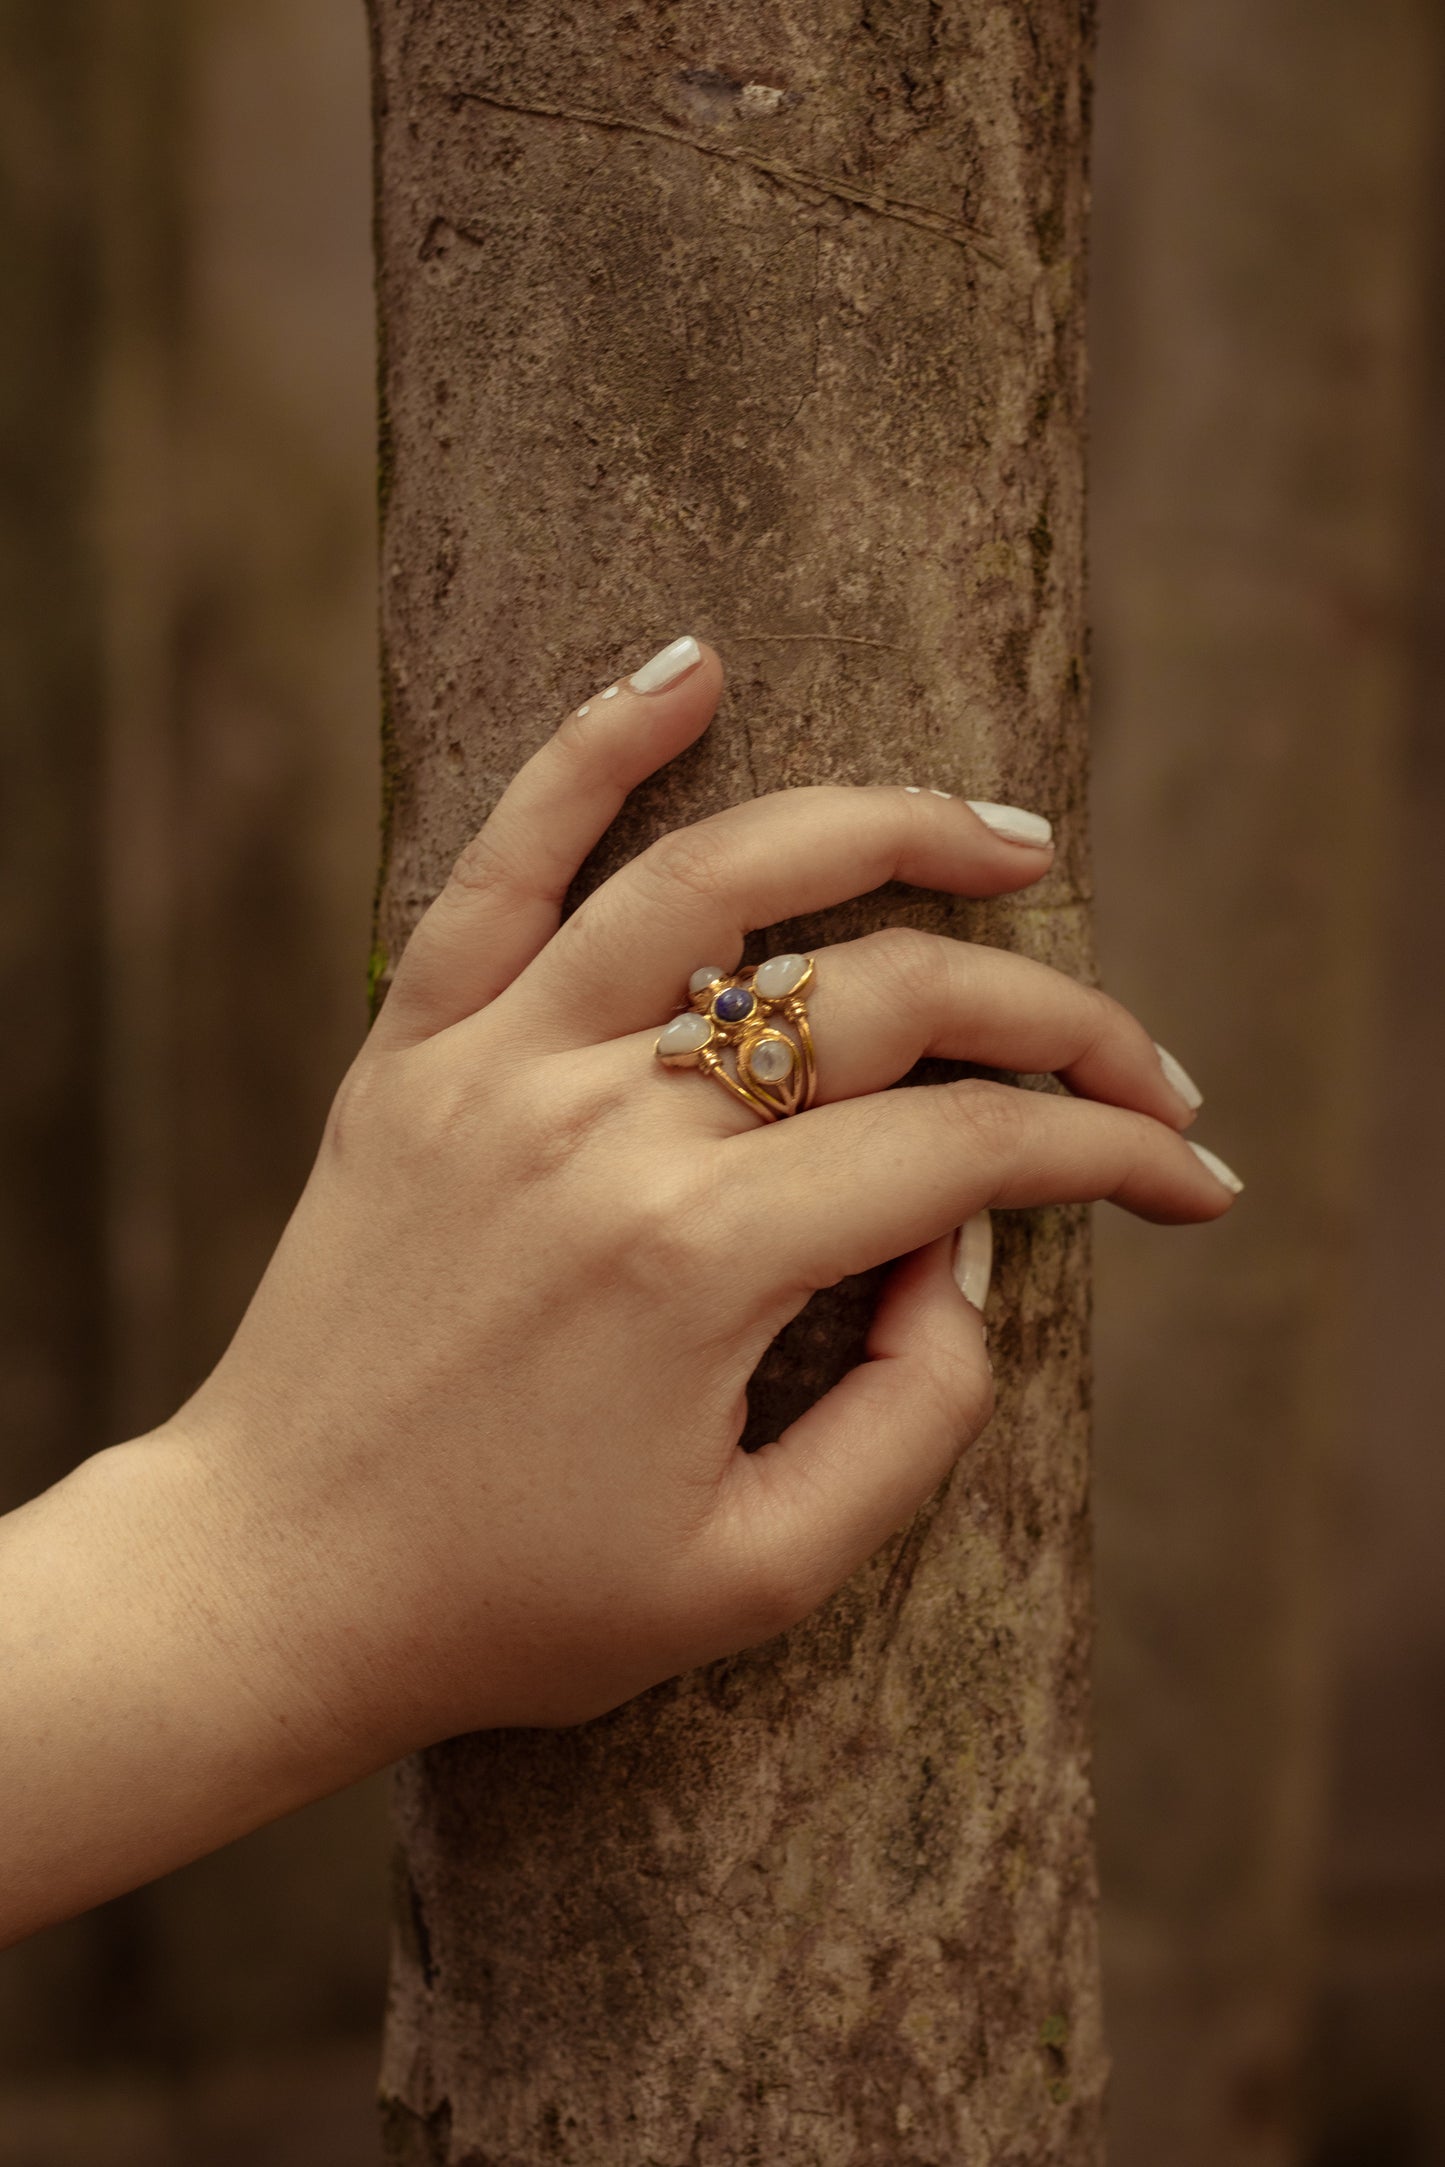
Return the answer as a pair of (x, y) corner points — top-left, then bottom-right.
(1188, 1141), (1244, 1196)
(1155, 1041), (1204, 1113)
(966, 800), (1054, 848)
(629, 635), (703, 695)
(952, 1210), (994, 1311)
(902, 785), (953, 798)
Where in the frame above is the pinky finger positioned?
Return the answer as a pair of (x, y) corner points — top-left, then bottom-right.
(713, 1234), (994, 1645)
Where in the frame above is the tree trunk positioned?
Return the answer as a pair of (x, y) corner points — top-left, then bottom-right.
(371, 4), (1102, 2158)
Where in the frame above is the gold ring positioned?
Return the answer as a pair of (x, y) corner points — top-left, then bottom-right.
(654, 954), (817, 1122)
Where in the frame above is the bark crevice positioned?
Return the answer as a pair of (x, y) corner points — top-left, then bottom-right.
(432, 82), (1004, 264)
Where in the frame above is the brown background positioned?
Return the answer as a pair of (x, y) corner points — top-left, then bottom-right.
(1, 0), (1442, 2161)
(1, 1), (387, 2157)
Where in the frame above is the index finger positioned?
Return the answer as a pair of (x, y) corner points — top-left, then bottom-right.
(375, 636), (721, 1047)
(516, 785), (1057, 1042)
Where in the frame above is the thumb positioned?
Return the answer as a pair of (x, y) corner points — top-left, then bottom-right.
(716, 1223), (996, 1642)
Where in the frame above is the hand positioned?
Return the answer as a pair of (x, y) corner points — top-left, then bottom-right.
(1, 634), (1240, 1940)
(171, 635), (1236, 1754)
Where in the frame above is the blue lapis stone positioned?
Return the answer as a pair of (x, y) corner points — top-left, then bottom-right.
(713, 984), (755, 1024)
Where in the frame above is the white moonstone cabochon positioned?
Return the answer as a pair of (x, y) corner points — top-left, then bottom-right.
(748, 1036), (795, 1083)
(689, 965), (727, 996)
(754, 952), (809, 999)
(657, 1011), (712, 1057)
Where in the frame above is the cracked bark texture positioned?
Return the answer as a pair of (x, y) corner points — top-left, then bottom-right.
(370, 3), (1101, 2160)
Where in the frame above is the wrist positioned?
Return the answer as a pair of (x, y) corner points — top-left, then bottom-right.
(139, 1408), (419, 1778)
(0, 1427), (399, 1940)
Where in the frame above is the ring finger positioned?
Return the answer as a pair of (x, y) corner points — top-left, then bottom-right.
(597, 926), (1204, 1134)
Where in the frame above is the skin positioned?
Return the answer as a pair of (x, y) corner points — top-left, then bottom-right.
(0, 641), (1235, 1947)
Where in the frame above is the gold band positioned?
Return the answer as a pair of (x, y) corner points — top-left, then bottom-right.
(654, 954), (817, 1122)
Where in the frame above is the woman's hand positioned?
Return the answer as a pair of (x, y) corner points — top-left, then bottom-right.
(178, 634), (1234, 1748)
(0, 635), (1237, 1939)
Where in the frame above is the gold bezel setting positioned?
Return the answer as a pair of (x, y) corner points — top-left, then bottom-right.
(655, 954), (817, 1121)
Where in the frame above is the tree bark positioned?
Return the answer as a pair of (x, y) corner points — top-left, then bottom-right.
(371, 4), (1102, 2159)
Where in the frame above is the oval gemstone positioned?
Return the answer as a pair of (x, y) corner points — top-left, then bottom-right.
(656, 1011), (712, 1058)
(754, 952), (809, 999)
(689, 964), (727, 997)
(749, 1037), (794, 1084)
(713, 985), (756, 1024)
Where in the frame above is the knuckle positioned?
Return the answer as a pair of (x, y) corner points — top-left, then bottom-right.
(516, 1065), (629, 1179)
(552, 704), (631, 791)
(947, 1076), (1028, 1160)
(547, 704), (593, 763)
(398, 1058), (487, 1171)
(861, 924), (949, 1014)
(601, 1157), (727, 1302)
(637, 819), (735, 907)
(444, 825), (513, 902)
(1073, 981), (1124, 1065)
(325, 1042), (481, 1173)
(322, 1053), (386, 1161)
(444, 824), (563, 911)
(541, 879), (617, 976)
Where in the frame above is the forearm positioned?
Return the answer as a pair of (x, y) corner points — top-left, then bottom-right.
(0, 1429), (383, 1946)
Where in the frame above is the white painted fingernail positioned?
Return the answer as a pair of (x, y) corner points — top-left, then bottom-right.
(1188, 1141), (1244, 1195)
(628, 635), (703, 695)
(952, 1210), (994, 1312)
(903, 785), (924, 794)
(966, 800), (1054, 848)
(576, 702), (591, 717)
(600, 683), (621, 699)
(930, 788), (953, 799)
(1155, 1041), (1204, 1112)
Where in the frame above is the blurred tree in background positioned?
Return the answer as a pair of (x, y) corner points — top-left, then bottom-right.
(1091, 2), (1443, 2162)
(0, 0), (1442, 2161)
(0, 1), (386, 2158)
